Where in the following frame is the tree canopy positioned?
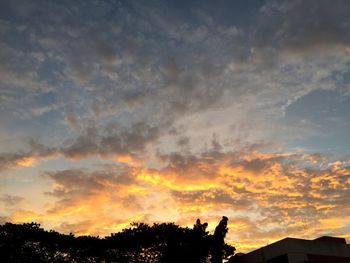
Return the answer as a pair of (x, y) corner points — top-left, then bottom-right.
(0, 217), (235, 263)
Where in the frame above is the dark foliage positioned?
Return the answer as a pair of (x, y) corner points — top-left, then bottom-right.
(0, 217), (235, 263)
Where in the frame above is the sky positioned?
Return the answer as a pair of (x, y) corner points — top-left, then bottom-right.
(0, 0), (350, 252)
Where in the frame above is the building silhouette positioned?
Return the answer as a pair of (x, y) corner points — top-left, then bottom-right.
(231, 236), (350, 263)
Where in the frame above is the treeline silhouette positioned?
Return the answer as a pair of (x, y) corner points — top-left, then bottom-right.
(0, 216), (235, 263)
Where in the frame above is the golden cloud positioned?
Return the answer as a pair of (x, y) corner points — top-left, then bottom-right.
(4, 149), (350, 252)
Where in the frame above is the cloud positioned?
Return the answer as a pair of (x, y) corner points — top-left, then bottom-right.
(3, 146), (349, 251)
(28, 165), (177, 235)
(44, 167), (140, 215)
(171, 189), (252, 209)
(255, 0), (350, 52)
(61, 122), (160, 161)
(0, 194), (24, 207)
(141, 149), (350, 250)
(0, 153), (41, 172)
(0, 142), (57, 172)
(1, 0), (349, 155)
(0, 121), (159, 172)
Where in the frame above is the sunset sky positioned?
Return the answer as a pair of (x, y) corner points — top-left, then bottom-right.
(1, 0), (350, 252)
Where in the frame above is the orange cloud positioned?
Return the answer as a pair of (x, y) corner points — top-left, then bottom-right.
(3, 149), (350, 253)
(15, 156), (38, 167)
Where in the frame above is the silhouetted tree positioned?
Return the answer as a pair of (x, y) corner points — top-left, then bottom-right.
(210, 216), (235, 263)
(0, 217), (235, 263)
